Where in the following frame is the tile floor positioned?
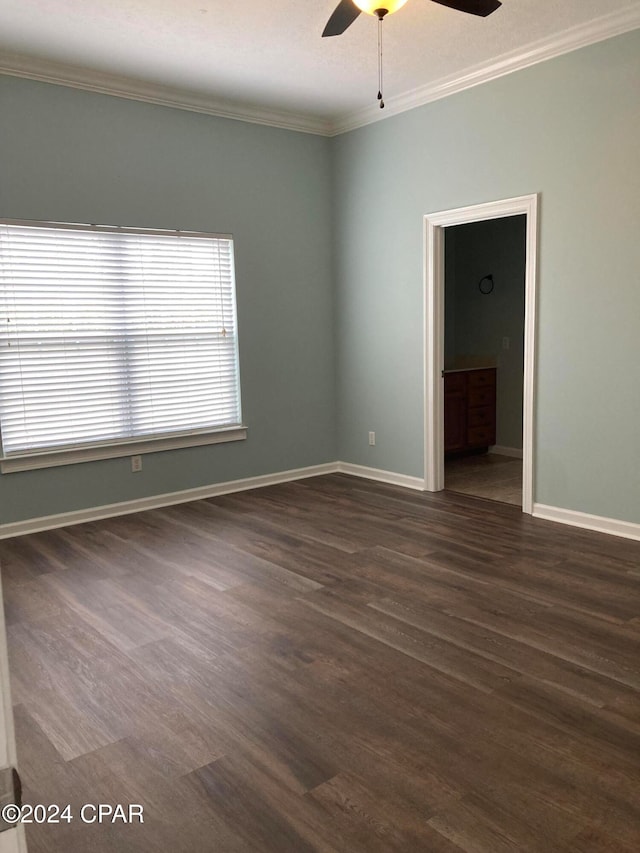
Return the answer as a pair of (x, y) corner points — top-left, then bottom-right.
(445, 452), (522, 506)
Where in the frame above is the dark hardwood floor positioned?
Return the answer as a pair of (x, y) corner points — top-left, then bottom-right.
(1, 474), (639, 852)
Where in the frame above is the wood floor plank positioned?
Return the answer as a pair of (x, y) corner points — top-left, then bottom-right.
(1, 473), (639, 852)
(300, 589), (520, 694)
(369, 593), (640, 710)
(307, 771), (464, 852)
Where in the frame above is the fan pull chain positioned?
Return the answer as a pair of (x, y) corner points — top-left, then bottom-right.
(377, 12), (385, 109)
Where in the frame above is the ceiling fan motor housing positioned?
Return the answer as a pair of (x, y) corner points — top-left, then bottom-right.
(354, 0), (408, 15)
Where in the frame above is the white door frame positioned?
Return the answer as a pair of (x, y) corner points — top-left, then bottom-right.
(423, 193), (539, 514)
(0, 568), (27, 852)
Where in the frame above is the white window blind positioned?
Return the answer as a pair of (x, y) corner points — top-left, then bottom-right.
(0, 220), (242, 459)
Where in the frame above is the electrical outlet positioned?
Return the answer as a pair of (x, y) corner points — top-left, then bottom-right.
(502, 336), (510, 350)
(131, 455), (142, 473)
(368, 431), (376, 446)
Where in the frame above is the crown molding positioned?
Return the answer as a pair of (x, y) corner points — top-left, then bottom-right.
(0, 51), (334, 137)
(329, 4), (640, 135)
(1, 4), (639, 138)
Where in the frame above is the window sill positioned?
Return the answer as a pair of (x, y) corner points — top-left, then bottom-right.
(0, 426), (248, 473)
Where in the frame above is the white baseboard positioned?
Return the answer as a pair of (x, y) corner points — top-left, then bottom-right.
(0, 462), (340, 539)
(336, 461), (424, 491)
(0, 460), (425, 539)
(490, 446), (523, 459)
(3, 463), (637, 544)
(533, 503), (640, 542)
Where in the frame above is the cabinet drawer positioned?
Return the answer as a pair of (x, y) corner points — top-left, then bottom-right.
(468, 387), (495, 408)
(468, 406), (494, 428)
(467, 426), (495, 447)
(468, 368), (496, 389)
(444, 367), (497, 456)
(444, 395), (467, 452)
(444, 372), (466, 394)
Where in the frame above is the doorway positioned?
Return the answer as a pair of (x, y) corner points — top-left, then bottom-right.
(423, 195), (538, 514)
(443, 215), (525, 506)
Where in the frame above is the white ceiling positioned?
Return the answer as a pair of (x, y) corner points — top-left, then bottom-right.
(1, 0), (640, 134)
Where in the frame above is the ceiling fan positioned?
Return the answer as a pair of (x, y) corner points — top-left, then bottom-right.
(322, 0), (502, 38)
(322, 0), (502, 108)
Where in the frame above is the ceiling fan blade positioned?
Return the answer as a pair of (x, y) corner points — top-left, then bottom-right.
(322, 0), (362, 37)
(430, 0), (502, 17)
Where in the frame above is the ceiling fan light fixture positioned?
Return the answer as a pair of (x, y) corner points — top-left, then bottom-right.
(353, 0), (409, 16)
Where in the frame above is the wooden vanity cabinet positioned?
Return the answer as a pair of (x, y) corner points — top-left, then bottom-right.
(444, 367), (496, 453)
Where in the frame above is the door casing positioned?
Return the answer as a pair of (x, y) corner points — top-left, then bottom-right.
(423, 194), (539, 514)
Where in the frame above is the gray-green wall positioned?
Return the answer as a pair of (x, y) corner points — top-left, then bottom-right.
(0, 78), (336, 523)
(1, 26), (640, 528)
(445, 216), (526, 450)
(334, 28), (640, 524)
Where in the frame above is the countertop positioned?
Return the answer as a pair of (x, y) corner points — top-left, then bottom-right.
(443, 365), (496, 374)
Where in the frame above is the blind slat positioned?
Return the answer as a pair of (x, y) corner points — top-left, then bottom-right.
(0, 221), (242, 456)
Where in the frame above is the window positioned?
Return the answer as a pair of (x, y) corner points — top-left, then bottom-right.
(0, 220), (245, 472)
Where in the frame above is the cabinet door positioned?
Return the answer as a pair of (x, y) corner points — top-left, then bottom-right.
(444, 393), (467, 452)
